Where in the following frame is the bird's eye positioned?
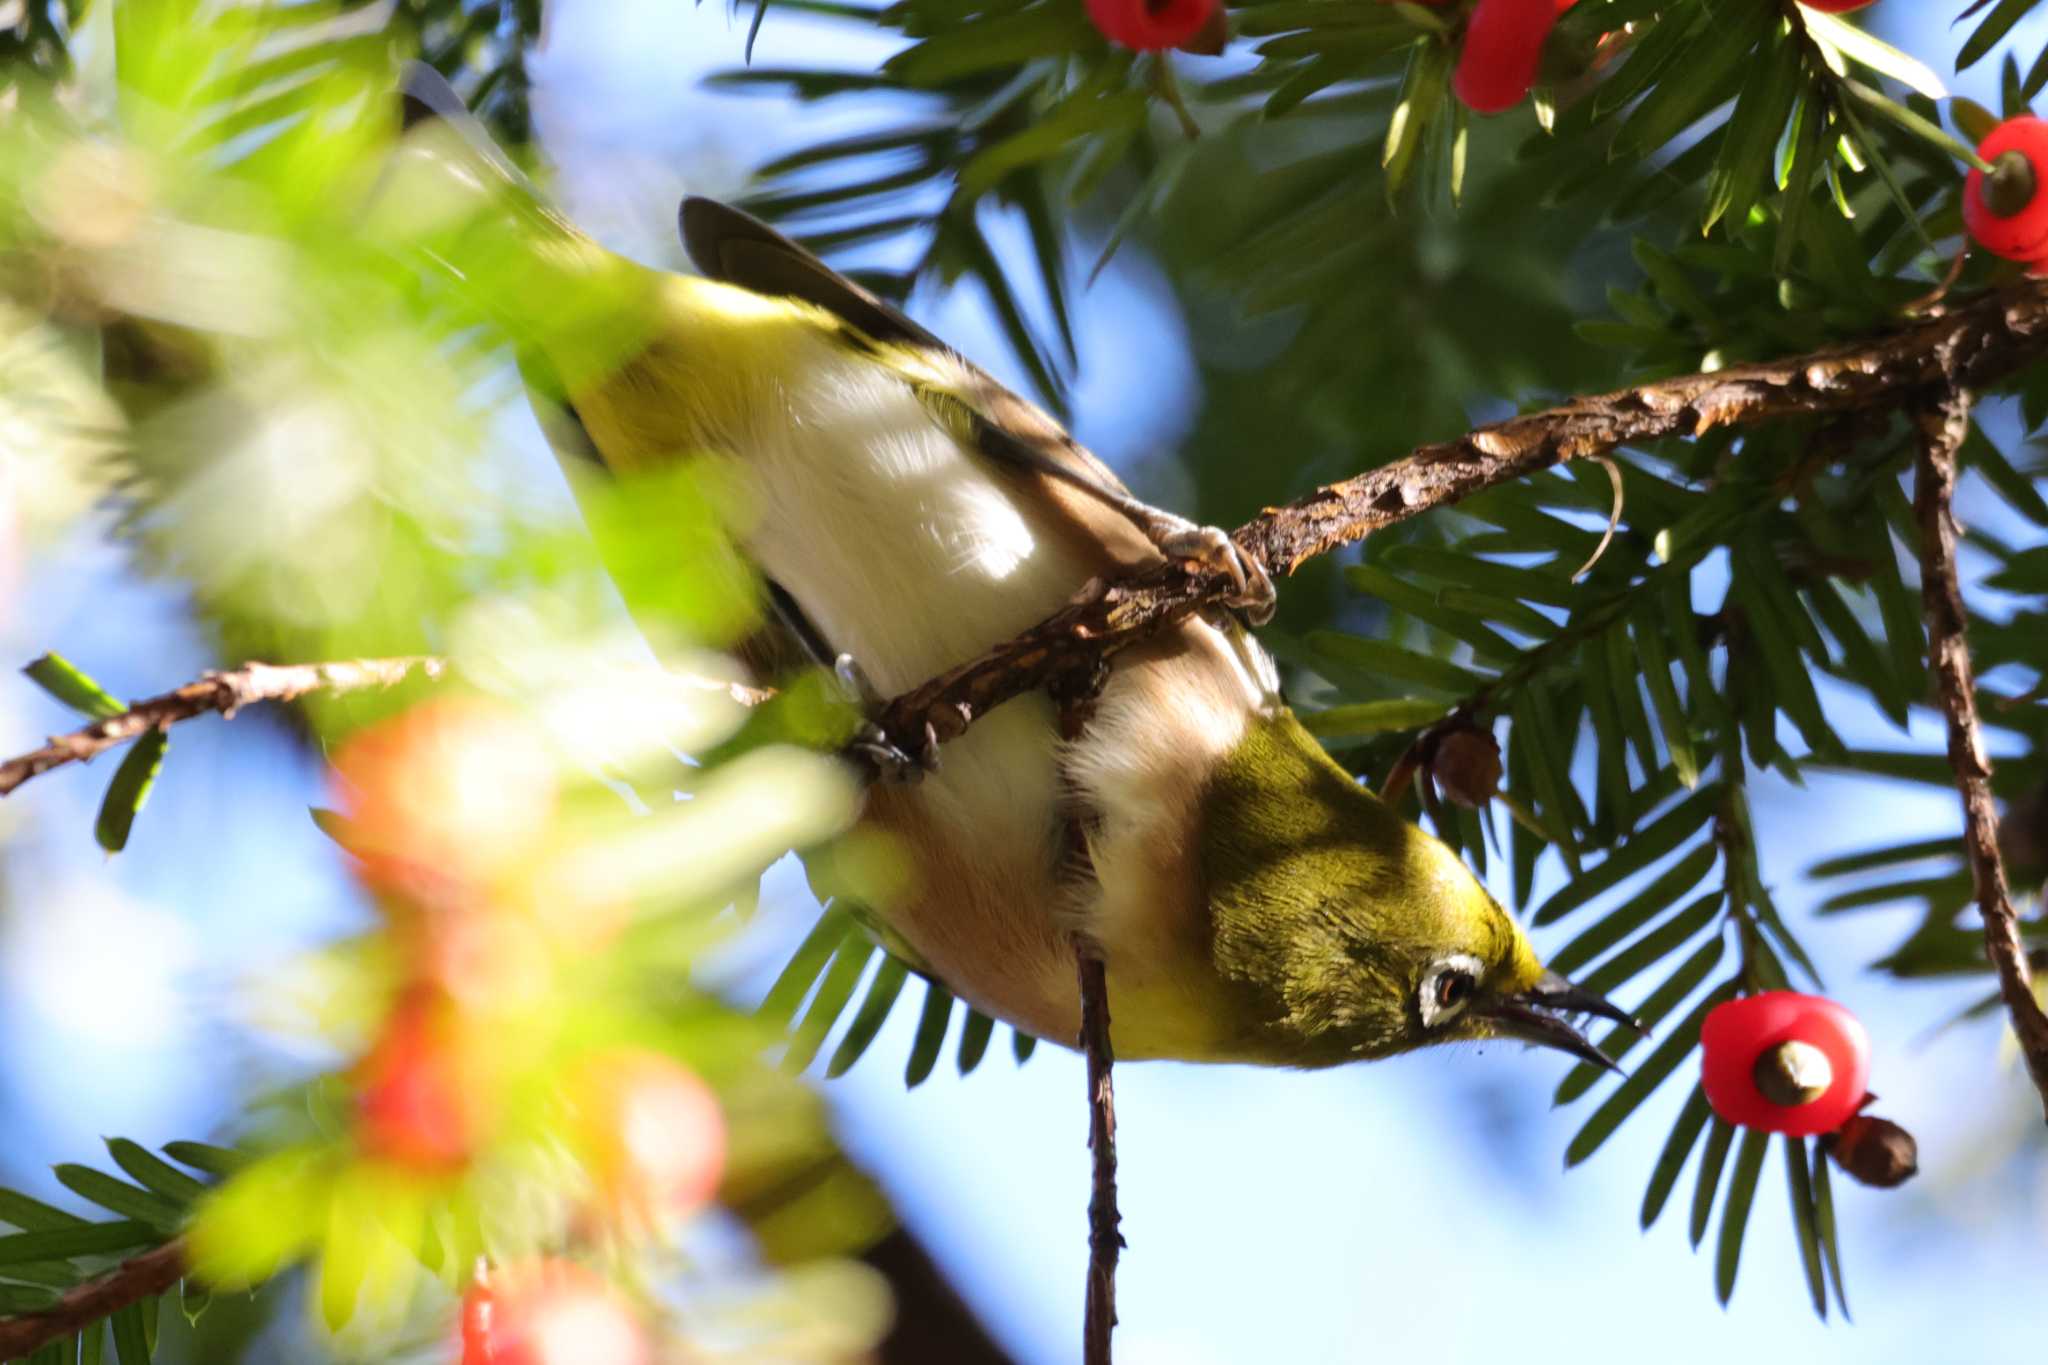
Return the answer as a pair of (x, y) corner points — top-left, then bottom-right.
(1418, 954), (1484, 1028)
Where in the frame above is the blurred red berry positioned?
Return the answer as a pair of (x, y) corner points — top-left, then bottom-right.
(331, 696), (559, 905)
(356, 989), (478, 1172)
(571, 1050), (726, 1234)
(1454, 0), (1558, 115)
(1795, 0), (1873, 12)
(1700, 992), (1871, 1137)
(1085, 0), (1216, 51)
(460, 1261), (650, 1365)
(1964, 116), (2048, 263)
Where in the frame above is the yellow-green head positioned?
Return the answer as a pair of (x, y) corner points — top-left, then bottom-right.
(1202, 710), (1637, 1069)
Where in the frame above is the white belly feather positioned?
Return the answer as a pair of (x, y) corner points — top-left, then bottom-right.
(711, 323), (1281, 1046)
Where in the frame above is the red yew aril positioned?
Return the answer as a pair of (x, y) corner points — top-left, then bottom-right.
(1085, 0), (1217, 51)
(1796, 0), (1874, 12)
(1700, 992), (1870, 1137)
(460, 1261), (651, 1365)
(569, 1050), (726, 1234)
(357, 988), (478, 1172)
(1454, 0), (1558, 115)
(1964, 116), (2048, 263)
(330, 696), (559, 906)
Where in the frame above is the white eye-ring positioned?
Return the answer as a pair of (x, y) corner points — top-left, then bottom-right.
(1418, 954), (1484, 1028)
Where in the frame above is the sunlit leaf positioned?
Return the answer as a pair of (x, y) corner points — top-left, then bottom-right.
(22, 653), (127, 720)
(94, 727), (170, 854)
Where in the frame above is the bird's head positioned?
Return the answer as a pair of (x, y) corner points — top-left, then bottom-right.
(1203, 711), (1637, 1069)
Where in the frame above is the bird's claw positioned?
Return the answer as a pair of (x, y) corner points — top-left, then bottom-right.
(835, 654), (938, 785)
(1157, 522), (1277, 628)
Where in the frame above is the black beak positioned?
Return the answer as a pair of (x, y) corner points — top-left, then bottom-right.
(1476, 971), (1645, 1075)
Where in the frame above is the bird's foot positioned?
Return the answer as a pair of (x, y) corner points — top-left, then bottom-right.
(835, 653), (938, 785)
(1151, 517), (1277, 628)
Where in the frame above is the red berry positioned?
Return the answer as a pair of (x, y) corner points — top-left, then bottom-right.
(330, 696), (559, 905)
(569, 1050), (726, 1234)
(1454, 0), (1559, 115)
(1795, 0), (1873, 12)
(357, 989), (478, 1171)
(1964, 116), (2048, 262)
(1700, 992), (1870, 1137)
(460, 1262), (650, 1365)
(1085, 0), (1216, 51)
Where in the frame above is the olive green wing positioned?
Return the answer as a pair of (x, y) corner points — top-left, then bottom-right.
(677, 197), (1145, 513)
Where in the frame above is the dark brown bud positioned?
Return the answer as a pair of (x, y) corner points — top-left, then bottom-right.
(1822, 1114), (1919, 1189)
(1431, 728), (1502, 809)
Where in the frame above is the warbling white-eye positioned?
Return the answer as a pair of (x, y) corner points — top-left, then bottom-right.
(383, 65), (1638, 1073)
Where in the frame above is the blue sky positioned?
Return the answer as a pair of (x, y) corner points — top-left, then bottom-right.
(3, 5), (2045, 1363)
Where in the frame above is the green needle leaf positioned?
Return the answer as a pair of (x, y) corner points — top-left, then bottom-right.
(1642, 1085), (1714, 1229)
(0, 1222), (157, 1265)
(159, 1142), (248, 1180)
(957, 1008), (994, 1076)
(111, 1299), (151, 1364)
(1715, 1127), (1770, 1305)
(23, 654), (127, 720)
(1812, 1142), (1851, 1317)
(1563, 982), (1732, 1161)
(95, 728), (170, 854)
(0, 1188), (89, 1232)
(1302, 699), (1451, 740)
(1632, 614), (1698, 787)
(1581, 890), (1724, 1000)
(1533, 784), (1721, 925)
(53, 1167), (183, 1234)
(1956, 0), (2033, 72)
(1690, 1117), (1736, 1249)
(782, 935), (874, 1074)
(760, 905), (854, 1030)
(825, 954), (909, 1079)
(1800, 9), (1944, 99)
(0, 1282), (63, 1311)
(904, 981), (954, 1088)
(1556, 938), (1726, 1105)
(105, 1140), (209, 1206)
(1784, 1135), (1827, 1320)
(1703, 27), (1800, 234)
(1547, 843), (1718, 977)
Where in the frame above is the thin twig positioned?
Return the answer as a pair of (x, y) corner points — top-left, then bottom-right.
(872, 278), (2048, 760)
(0, 1238), (187, 1358)
(0, 657), (446, 796)
(1077, 950), (1120, 1365)
(1911, 388), (2048, 1123)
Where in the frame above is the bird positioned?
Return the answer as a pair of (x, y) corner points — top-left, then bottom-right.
(384, 63), (1637, 1072)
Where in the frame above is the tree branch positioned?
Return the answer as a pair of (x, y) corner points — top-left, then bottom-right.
(1911, 387), (2048, 1123)
(14, 284), (2048, 800)
(873, 278), (2048, 757)
(0, 657), (448, 797)
(1077, 951), (1120, 1365)
(0, 1238), (187, 1358)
